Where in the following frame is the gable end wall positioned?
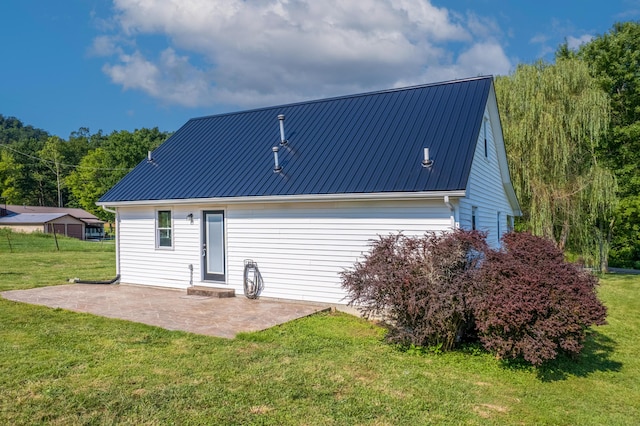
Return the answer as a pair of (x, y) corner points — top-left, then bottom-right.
(459, 105), (517, 247)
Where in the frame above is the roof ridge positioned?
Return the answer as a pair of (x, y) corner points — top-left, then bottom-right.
(188, 75), (494, 122)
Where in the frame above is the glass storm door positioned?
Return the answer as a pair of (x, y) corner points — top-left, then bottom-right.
(202, 211), (225, 282)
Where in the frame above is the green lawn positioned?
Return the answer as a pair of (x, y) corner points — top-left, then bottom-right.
(0, 231), (638, 424)
(0, 230), (115, 291)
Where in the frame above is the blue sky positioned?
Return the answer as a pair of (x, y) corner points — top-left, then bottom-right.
(1, 0), (638, 139)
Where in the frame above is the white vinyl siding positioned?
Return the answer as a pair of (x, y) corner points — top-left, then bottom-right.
(459, 107), (517, 247)
(225, 200), (451, 304)
(119, 206), (202, 288)
(117, 200), (452, 304)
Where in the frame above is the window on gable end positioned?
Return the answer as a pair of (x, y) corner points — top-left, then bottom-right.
(472, 206), (478, 231)
(483, 118), (489, 158)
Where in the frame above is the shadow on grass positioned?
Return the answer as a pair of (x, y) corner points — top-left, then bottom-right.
(500, 330), (622, 382)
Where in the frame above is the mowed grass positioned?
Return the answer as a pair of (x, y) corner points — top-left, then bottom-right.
(0, 232), (639, 424)
(0, 230), (115, 291)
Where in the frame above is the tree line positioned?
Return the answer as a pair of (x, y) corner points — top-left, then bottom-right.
(1, 22), (639, 268)
(0, 119), (169, 223)
(496, 21), (640, 269)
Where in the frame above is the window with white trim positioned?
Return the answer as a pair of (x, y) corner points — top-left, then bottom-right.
(157, 210), (173, 248)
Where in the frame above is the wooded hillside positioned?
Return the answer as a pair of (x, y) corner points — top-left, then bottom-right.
(0, 116), (170, 222)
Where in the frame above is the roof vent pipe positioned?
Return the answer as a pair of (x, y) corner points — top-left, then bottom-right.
(272, 146), (282, 173)
(147, 151), (153, 162)
(422, 148), (433, 167)
(278, 114), (288, 146)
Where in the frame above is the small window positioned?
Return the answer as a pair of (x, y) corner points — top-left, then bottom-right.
(483, 118), (489, 158)
(472, 206), (478, 231)
(157, 210), (172, 248)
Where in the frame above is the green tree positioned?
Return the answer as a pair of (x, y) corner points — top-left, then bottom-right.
(66, 128), (169, 222)
(63, 127), (97, 168)
(67, 147), (114, 221)
(560, 22), (640, 268)
(495, 59), (617, 269)
(0, 114), (49, 144)
(39, 136), (66, 207)
(0, 150), (23, 203)
(9, 137), (57, 206)
(0, 116), (53, 206)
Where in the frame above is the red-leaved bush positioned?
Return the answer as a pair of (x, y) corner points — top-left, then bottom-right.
(342, 229), (607, 366)
(473, 232), (607, 366)
(341, 229), (487, 350)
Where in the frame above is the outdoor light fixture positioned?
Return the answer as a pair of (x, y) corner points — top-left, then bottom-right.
(187, 213), (194, 224)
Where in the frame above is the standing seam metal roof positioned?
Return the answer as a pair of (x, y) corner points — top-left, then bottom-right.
(99, 76), (492, 203)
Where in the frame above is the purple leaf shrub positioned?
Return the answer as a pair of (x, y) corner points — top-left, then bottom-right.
(342, 229), (607, 366)
(473, 232), (607, 365)
(341, 229), (488, 350)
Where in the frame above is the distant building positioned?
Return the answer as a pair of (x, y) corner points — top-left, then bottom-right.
(0, 205), (104, 240)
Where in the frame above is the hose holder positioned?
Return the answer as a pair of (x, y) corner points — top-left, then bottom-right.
(243, 259), (264, 299)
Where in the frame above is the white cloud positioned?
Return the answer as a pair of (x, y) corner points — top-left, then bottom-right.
(90, 35), (123, 56)
(530, 34), (548, 45)
(614, 7), (640, 19)
(457, 41), (512, 76)
(395, 40), (512, 86)
(97, 0), (512, 108)
(465, 12), (502, 40)
(566, 34), (593, 49)
(103, 48), (217, 107)
(530, 19), (595, 59)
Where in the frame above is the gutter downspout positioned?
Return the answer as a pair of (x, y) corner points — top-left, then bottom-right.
(444, 196), (458, 229)
(101, 205), (120, 279)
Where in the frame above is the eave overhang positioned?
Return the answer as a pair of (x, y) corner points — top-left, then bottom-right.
(96, 190), (467, 208)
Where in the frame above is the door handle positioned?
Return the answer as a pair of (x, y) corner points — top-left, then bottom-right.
(202, 244), (206, 257)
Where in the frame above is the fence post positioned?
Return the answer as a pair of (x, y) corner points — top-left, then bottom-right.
(53, 226), (59, 251)
(5, 231), (12, 253)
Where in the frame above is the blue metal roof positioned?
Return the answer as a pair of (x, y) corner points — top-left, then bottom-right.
(99, 76), (493, 203)
(0, 213), (69, 224)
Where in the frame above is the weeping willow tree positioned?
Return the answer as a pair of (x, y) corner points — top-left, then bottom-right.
(495, 59), (617, 269)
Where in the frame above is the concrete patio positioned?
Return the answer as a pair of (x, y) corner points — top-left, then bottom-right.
(1, 284), (331, 338)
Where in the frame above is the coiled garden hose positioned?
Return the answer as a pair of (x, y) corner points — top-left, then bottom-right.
(243, 260), (263, 299)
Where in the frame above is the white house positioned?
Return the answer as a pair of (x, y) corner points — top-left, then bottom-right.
(97, 76), (520, 305)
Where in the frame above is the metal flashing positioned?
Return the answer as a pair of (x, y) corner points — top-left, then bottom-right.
(98, 190), (467, 207)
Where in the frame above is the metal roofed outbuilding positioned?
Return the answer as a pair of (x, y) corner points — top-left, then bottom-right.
(0, 205), (105, 240)
(97, 76), (521, 307)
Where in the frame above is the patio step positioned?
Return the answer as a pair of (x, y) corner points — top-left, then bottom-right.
(187, 286), (235, 298)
